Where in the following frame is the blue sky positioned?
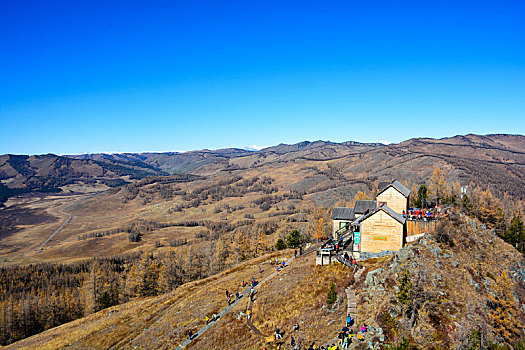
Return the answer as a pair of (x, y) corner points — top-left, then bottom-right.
(1, 0), (524, 155)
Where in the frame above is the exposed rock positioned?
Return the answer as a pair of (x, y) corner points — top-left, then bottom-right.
(365, 268), (384, 287)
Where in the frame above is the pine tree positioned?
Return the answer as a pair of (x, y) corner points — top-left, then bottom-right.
(504, 213), (525, 253)
(414, 184), (428, 208)
(462, 194), (472, 214)
(397, 271), (412, 305)
(275, 238), (286, 250)
(326, 283), (337, 305)
(286, 230), (303, 249)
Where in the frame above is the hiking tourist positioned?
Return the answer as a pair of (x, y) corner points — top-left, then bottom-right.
(361, 324), (367, 333)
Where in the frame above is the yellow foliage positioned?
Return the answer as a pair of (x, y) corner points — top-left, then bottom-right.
(488, 270), (523, 342)
(429, 166), (447, 204)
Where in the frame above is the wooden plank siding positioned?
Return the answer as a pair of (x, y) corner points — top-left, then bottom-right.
(376, 187), (408, 215)
(407, 220), (436, 236)
(360, 210), (404, 253)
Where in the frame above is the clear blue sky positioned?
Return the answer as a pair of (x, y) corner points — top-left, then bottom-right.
(1, 0), (524, 155)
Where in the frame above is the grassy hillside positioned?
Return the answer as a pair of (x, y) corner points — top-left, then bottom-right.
(6, 213), (525, 349)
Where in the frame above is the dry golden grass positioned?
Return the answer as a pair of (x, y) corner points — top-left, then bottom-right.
(192, 254), (353, 350)
(6, 250), (293, 350)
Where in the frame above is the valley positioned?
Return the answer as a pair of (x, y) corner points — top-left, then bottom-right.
(1, 134), (525, 348)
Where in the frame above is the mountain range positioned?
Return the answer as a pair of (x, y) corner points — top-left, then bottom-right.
(1, 134), (524, 204)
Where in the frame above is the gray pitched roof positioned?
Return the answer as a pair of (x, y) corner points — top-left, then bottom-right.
(377, 180), (411, 198)
(381, 204), (406, 224)
(354, 200), (377, 214)
(331, 207), (355, 220)
(352, 204), (406, 225)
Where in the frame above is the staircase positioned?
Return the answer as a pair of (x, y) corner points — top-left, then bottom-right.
(346, 288), (357, 324)
(345, 266), (365, 325)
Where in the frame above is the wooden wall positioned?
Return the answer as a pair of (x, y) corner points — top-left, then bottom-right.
(407, 220), (436, 236)
(376, 187), (408, 214)
(360, 210), (404, 253)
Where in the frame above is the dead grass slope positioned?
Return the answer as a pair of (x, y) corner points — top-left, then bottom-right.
(6, 249), (356, 350)
(6, 251), (291, 350)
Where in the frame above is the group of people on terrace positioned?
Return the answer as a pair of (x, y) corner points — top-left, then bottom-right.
(403, 208), (436, 220)
(320, 235), (346, 252)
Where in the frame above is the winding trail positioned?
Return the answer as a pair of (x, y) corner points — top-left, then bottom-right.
(174, 251), (300, 349)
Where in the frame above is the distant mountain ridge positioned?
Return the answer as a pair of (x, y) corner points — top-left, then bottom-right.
(1, 134), (524, 203)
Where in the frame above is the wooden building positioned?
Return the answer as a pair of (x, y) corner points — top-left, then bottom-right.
(376, 180), (410, 215)
(352, 204), (406, 254)
(327, 179), (411, 261)
(331, 207), (355, 239)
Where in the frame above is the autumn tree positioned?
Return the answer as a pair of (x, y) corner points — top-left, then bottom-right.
(477, 189), (506, 235)
(488, 270), (523, 342)
(139, 255), (160, 297)
(352, 190), (371, 205)
(428, 166), (447, 205)
(311, 208), (330, 242)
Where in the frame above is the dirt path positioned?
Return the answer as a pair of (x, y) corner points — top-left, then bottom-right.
(37, 206), (72, 250)
(0, 199), (75, 259)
